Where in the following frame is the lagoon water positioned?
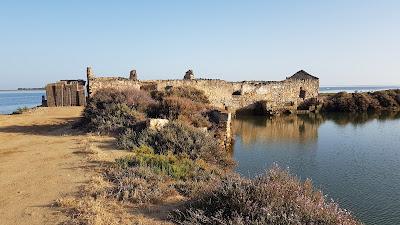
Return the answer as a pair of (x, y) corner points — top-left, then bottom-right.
(0, 91), (45, 114)
(232, 113), (400, 225)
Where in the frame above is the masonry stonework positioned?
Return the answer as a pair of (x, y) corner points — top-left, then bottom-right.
(87, 68), (319, 114)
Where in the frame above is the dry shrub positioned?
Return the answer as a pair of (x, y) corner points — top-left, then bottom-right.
(105, 165), (175, 204)
(171, 166), (362, 225)
(82, 88), (155, 134)
(116, 121), (233, 168)
(372, 91), (399, 108)
(84, 103), (146, 134)
(166, 86), (210, 104)
(107, 146), (224, 202)
(89, 88), (156, 111)
(149, 97), (211, 128)
(322, 90), (400, 113)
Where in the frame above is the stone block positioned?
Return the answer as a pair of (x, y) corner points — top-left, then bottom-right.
(55, 83), (64, 106)
(63, 85), (72, 106)
(70, 83), (78, 106)
(46, 84), (56, 107)
(77, 90), (86, 106)
(148, 119), (169, 131)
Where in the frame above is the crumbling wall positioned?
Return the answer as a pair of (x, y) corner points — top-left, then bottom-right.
(45, 80), (86, 107)
(88, 76), (319, 114)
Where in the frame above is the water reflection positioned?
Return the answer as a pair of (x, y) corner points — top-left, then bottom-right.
(232, 111), (400, 225)
(233, 111), (400, 145)
(233, 114), (322, 145)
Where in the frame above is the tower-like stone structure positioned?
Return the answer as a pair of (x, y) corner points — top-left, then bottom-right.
(129, 69), (137, 80)
(87, 67), (94, 79)
(184, 69), (195, 80)
(86, 67), (94, 97)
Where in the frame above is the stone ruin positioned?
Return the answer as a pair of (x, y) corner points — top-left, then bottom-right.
(129, 69), (137, 80)
(45, 80), (86, 107)
(184, 69), (195, 80)
(87, 67), (320, 115)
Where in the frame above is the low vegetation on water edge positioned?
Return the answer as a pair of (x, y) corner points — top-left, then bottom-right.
(12, 106), (30, 114)
(321, 89), (400, 113)
(72, 86), (363, 224)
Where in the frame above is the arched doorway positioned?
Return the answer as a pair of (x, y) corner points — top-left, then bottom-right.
(299, 87), (306, 99)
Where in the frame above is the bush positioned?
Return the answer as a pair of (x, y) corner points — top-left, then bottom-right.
(322, 90), (400, 113)
(166, 86), (210, 104)
(82, 88), (156, 133)
(171, 166), (362, 225)
(89, 88), (156, 111)
(84, 103), (146, 134)
(107, 146), (225, 203)
(12, 106), (30, 114)
(148, 96), (211, 128)
(116, 121), (233, 168)
(116, 146), (203, 180)
(105, 164), (174, 204)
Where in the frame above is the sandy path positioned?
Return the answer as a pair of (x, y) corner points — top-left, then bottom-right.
(0, 107), (88, 225)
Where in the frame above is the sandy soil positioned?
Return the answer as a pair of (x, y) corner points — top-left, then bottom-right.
(0, 107), (88, 225)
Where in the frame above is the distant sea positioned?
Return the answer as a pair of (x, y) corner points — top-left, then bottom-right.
(0, 86), (399, 114)
(320, 86), (400, 93)
(0, 90), (45, 114)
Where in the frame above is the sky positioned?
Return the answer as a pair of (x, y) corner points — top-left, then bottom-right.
(0, 0), (399, 89)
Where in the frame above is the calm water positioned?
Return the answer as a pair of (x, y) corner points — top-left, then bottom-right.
(320, 86), (400, 93)
(232, 113), (400, 225)
(0, 91), (45, 114)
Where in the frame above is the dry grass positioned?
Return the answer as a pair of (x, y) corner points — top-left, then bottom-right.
(57, 135), (177, 225)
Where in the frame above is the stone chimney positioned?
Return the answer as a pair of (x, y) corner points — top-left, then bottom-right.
(129, 69), (137, 80)
(184, 69), (195, 80)
(86, 66), (93, 98)
(86, 67), (94, 79)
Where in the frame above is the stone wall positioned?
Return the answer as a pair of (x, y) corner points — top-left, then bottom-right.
(45, 80), (86, 107)
(87, 70), (319, 114)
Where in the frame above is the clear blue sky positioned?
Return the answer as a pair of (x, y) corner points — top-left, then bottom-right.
(1, 0), (399, 89)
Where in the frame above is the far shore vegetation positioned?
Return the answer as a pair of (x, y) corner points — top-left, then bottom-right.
(56, 86), (369, 225)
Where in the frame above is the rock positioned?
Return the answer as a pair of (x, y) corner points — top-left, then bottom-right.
(199, 127), (208, 133)
(148, 119), (169, 131)
(129, 69), (137, 80)
(184, 69), (195, 80)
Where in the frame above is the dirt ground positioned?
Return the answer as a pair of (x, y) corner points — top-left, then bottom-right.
(0, 107), (175, 225)
(0, 107), (89, 225)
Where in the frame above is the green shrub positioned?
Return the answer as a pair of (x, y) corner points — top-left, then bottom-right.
(116, 146), (209, 180)
(12, 106), (30, 114)
(108, 145), (224, 203)
(116, 121), (233, 168)
(171, 166), (362, 225)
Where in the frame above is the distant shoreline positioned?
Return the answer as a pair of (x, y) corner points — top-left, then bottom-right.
(0, 88), (45, 91)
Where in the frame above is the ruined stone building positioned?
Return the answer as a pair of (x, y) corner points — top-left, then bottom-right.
(45, 80), (86, 107)
(86, 67), (319, 114)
